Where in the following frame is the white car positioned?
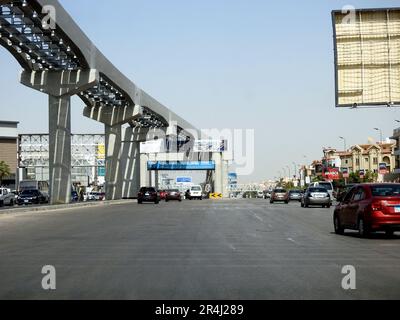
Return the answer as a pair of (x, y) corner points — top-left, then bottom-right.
(0, 188), (16, 207)
(188, 185), (203, 200)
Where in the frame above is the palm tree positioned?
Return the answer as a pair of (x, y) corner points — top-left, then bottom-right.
(0, 161), (11, 185)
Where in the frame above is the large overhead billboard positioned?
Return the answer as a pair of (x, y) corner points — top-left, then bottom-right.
(332, 8), (400, 107)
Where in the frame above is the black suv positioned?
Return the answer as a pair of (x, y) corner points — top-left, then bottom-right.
(17, 189), (48, 205)
(137, 187), (159, 204)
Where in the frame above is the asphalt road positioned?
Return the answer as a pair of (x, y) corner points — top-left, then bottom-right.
(0, 199), (399, 300)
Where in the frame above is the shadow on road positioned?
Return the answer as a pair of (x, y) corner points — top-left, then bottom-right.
(330, 231), (400, 240)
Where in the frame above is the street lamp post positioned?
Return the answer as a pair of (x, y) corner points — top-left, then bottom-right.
(286, 165), (291, 180)
(292, 162), (298, 179)
(339, 136), (347, 151)
(282, 167), (287, 179)
(374, 128), (383, 144)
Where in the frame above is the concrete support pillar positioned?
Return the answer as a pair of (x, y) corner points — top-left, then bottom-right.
(120, 139), (141, 198)
(213, 152), (223, 194)
(105, 124), (122, 200)
(155, 171), (159, 189)
(140, 153), (149, 187)
(48, 95), (72, 205)
(222, 160), (229, 198)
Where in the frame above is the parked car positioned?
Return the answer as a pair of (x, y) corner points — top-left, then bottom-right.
(187, 185), (203, 200)
(288, 190), (302, 202)
(166, 189), (182, 202)
(87, 192), (104, 201)
(17, 189), (49, 205)
(0, 187), (15, 207)
(138, 187), (159, 204)
(333, 183), (400, 237)
(257, 191), (264, 199)
(308, 181), (334, 199)
(270, 188), (289, 204)
(301, 186), (331, 208)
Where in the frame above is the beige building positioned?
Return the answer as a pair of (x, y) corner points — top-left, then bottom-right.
(390, 128), (400, 175)
(0, 121), (19, 188)
(323, 142), (395, 174)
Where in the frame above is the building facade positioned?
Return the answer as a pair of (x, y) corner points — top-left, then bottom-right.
(390, 127), (400, 175)
(0, 121), (19, 188)
(323, 142), (395, 175)
(19, 134), (105, 188)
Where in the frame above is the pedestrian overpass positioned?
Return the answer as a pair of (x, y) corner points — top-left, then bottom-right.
(0, 0), (202, 203)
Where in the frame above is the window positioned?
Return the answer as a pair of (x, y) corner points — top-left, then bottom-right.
(343, 188), (356, 203)
(365, 158), (369, 162)
(371, 185), (400, 197)
(356, 159), (360, 166)
(373, 158), (378, 165)
(353, 188), (366, 202)
(317, 182), (333, 190)
(345, 160), (349, 164)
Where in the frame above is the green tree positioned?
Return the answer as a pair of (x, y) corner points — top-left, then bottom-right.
(0, 161), (11, 185)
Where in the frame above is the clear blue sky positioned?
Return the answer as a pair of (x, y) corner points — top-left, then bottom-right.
(1, 0), (400, 182)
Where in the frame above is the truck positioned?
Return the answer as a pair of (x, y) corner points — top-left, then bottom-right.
(19, 180), (49, 193)
(0, 187), (15, 207)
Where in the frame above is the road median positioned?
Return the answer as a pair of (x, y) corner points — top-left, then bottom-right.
(0, 199), (136, 216)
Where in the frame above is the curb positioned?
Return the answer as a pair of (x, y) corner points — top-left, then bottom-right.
(0, 199), (136, 216)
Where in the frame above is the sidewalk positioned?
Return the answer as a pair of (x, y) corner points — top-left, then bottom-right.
(0, 199), (136, 216)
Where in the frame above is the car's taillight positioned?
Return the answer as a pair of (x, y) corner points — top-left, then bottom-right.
(371, 201), (382, 212)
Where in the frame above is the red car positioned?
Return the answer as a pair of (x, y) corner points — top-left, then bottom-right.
(159, 190), (168, 201)
(165, 189), (182, 202)
(334, 183), (400, 237)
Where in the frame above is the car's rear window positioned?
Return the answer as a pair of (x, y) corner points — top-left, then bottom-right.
(169, 189), (179, 192)
(317, 183), (333, 190)
(140, 188), (155, 192)
(309, 187), (328, 193)
(191, 186), (201, 191)
(21, 190), (39, 195)
(371, 185), (400, 197)
(275, 189), (286, 193)
(290, 190), (301, 194)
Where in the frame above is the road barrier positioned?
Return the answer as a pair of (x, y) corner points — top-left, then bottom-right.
(209, 193), (223, 199)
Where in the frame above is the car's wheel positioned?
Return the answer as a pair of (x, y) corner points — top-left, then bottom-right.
(138, 200), (142, 204)
(9, 199), (14, 206)
(334, 215), (344, 235)
(327, 204), (331, 209)
(270, 200), (274, 204)
(0, 201), (3, 207)
(301, 202), (304, 208)
(304, 201), (309, 208)
(155, 200), (159, 204)
(322, 205), (326, 208)
(358, 218), (370, 238)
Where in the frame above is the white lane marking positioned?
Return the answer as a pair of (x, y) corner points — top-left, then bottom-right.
(254, 214), (263, 222)
(287, 238), (297, 244)
(229, 244), (237, 251)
